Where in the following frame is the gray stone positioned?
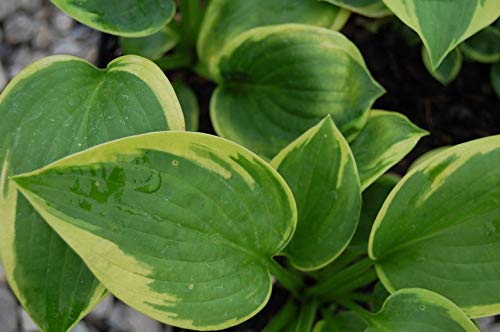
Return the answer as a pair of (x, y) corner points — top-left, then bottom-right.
(478, 317), (495, 331)
(123, 306), (162, 332)
(4, 13), (37, 44)
(0, 0), (18, 21)
(71, 322), (89, 332)
(87, 295), (113, 322)
(9, 46), (34, 77)
(33, 23), (53, 50)
(0, 62), (5, 90)
(0, 287), (17, 332)
(108, 302), (129, 331)
(0, 262), (6, 284)
(19, 0), (43, 13)
(20, 308), (38, 332)
(52, 11), (74, 35)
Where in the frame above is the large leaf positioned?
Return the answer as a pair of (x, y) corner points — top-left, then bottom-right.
(369, 135), (500, 318)
(422, 47), (462, 86)
(364, 289), (479, 331)
(350, 110), (427, 190)
(13, 132), (297, 330)
(322, 0), (391, 18)
(460, 25), (500, 64)
(211, 24), (384, 159)
(50, 0), (176, 37)
(271, 116), (361, 270)
(382, 0), (500, 69)
(0, 55), (184, 332)
(197, 0), (350, 74)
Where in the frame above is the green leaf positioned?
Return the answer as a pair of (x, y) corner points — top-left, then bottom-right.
(211, 24), (384, 159)
(120, 26), (180, 60)
(408, 146), (450, 172)
(422, 47), (463, 86)
(197, 0), (350, 74)
(369, 135), (500, 318)
(350, 110), (427, 190)
(460, 25), (500, 64)
(271, 116), (361, 270)
(0, 55), (184, 331)
(314, 311), (367, 332)
(173, 82), (200, 132)
(50, 0), (176, 37)
(491, 62), (500, 98)
(322, 0), (392, 18)
(351, 174), (399, 248)
(382, 0), (500, 69)
(13, 132), (297, 330)
(364, 289), (479, 331)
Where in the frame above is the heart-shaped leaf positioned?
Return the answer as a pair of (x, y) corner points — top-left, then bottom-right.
(363, 289), (479, 331)
(422, 47), (463, 86)
(460, 25), (500, 64)
(13, 132), (297, 330)
(369, 135), (500, 318)
(350, 110), (427, 190)
(51, 0), (176, 37)
(271, 116), (361, 270)
(0, 55), (184, 331)
(197, 0), (350, 74)
(382, 0), (500, 69)
(322, 0), (391, 18)
(211, 24), (384, 159)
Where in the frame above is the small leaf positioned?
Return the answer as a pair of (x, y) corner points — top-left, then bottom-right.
(365, 289), (479, 331)
(120, 26), (180, 60)
(197, 0), (350, 73)
(173, 82), (200, 132)
(322, 0), (392, 18)
(383, 0), (500, 69)
(212, 24), (384, 159)
(351, 174), (399, 248)
(369, 135), (500, 318)
(271, 116), (361, 271)
(13, 132), (297, 330)
(350, 110), (427, 190)
(50, 0), (176, 37)
(422, 47), (463, 86)
(0, 55), (184, 332)
(460, 25), (500, 64)
(491, 63), (500, 99)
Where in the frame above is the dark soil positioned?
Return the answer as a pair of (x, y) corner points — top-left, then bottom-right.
(96, 14), (500, 331)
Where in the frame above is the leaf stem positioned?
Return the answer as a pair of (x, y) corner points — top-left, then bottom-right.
(266, 259), (305, 297)
(155, 52), (194, 71)
(262, 298), (297, 332)
(289, 300), (319, 332)
(306, 257), (373, 298)
(337, 300), (376, 324)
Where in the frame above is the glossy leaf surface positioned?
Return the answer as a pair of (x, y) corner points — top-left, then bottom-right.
(14, 132), (297, 330)
(322, 0), (391, 18)
(173, 82), (200, 132)
(197, 0), (349, 73)
(422, 47), (462, 86)
(350, 110), (427, 190)
(271, 117), (361, 270)
(212, 24), (384, 159)
(120, 26), (180, 60)
(369, 135), (500, 318)
(365, 289), (479, 331)
(0, 55), (184, 331)
(460, 25), (500, 64)
(383, 0), (500, 69)
(51, 0), (175, 37)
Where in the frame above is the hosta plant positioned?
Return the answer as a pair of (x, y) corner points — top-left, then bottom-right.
(0, 1), (499, 332)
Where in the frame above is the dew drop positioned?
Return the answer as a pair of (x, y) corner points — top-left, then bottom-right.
(172, 160), (179, 166)
(419, 305), (425, 311)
